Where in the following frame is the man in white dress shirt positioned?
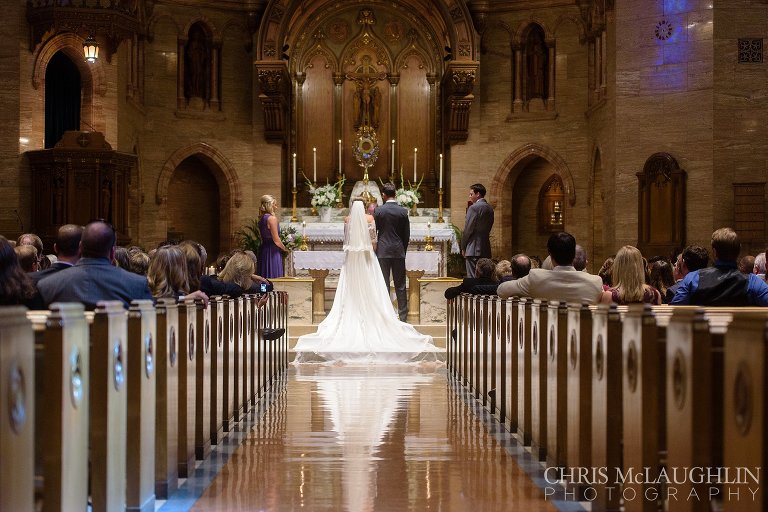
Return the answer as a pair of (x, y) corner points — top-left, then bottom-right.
(497, 232), (603, 304)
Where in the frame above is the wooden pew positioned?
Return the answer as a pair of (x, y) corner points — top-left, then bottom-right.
(126, 300), (156, 512)
(89, 301), (128, 512)
(176, 299), (197, 478)
(530, 299), (548, 460)
(461, 294), (471, 387)
(546, 301), (568, 468)
(516, 298), (532, 446)
(446, 298), (456, 375)
(723, 311), (767, 511)
(277, 291), (289, 375)
(504, 297), (519, 433)
(241, 295), (252, 415)
(209, 297), (226, 444)
(589, 304), (622, 512)
(153, 298), (178, 499)
(622, 303), (666, 512)
(566, 303), (593, 470)
(255, 294), (266, 395)
(195, 300), (211, 460)
(232, 297), (244, 423)
(1, 307), (35, 512)
(30, 304), (90, 512)
(490, 297), (502, 416)
(221, 297), (236, 431)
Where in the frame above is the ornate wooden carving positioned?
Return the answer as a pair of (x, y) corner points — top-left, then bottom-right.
(442, 61), (479, 142)
(636, 153), (686, 257)
(26, 0), (142, 60)
(26, 131), (136, 247)
(254, 62), (291, 143)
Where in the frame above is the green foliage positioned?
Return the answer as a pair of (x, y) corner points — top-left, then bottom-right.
(447, 224), (465, 277)
(236, 218), (261, 254)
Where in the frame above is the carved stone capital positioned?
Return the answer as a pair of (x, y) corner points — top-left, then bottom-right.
(254, 61), (291, 142)
(441, 61), (479, 142)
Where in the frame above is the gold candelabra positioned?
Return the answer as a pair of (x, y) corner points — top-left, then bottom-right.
(291, 187), (298, 222)
(437, 188), (445, 223)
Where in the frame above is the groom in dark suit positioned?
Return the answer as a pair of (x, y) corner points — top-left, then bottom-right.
(374, 183), (410, 321)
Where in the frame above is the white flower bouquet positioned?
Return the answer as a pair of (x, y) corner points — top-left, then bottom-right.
(395, 188), (420, 208)
(308, 177), (345, 208)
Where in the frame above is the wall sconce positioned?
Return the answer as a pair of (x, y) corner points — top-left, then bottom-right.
(83, 34), (99, 63)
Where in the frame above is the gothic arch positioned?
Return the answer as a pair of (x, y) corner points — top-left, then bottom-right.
(32, 33), (106, 97)
(513, 19), (554, 45)
(146, 12), (181, 42)
(553, 14), (587, 43)
(297, 42), (338, 75)
(393, 45), (433, 75)
(181, 16), (222, 44)
(156, 143), (242, 208)
(480, 21), (513, 49)
(491, 143), (576, 206)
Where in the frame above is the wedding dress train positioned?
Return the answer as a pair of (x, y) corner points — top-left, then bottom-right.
(293, 201), (443, 364)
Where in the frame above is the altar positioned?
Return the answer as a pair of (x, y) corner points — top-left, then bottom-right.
(292, 250), (441, 323)
(285, 219), (458, 275)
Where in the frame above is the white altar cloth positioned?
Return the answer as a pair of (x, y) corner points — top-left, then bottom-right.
(288, 222), (459, 253)
(293, 250), (441, 274)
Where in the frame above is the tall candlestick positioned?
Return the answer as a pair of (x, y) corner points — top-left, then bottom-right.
(302, 220), (306, 238)
(292, 152), (297, 188)
(313, 147), (317, 182)
(391, 139), (395, 174)
(413, 147), (418, 182)
(338, 139), (342, 173)
(439, 153), (443, 189)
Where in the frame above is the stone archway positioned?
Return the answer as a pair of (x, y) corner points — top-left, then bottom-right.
(489, 143), (577, 258)
(157, 143), (242, 254)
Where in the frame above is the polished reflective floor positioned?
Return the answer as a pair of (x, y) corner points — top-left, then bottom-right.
(161, 365), (560, 512)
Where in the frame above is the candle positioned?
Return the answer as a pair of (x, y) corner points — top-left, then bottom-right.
(391, 139), (395, 174)
(292, 152), (297, 188)
(413, 147), (418, 182)
(439, 153), (443, 189)
(302, 220), (306, 238)
(427, 221), (431, 236)
(338, 139), (342, 173)
(312, 147), (317, 183)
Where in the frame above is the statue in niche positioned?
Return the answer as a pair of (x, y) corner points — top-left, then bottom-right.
(185, 25), (209, 101)
(525, 27), (548, 100)
(346, 55), (386, 129)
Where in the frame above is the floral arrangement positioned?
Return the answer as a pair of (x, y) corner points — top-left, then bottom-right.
(307, 176), (346, 208)
(279, 225), (304, 251)
(394, 167), (423, 208)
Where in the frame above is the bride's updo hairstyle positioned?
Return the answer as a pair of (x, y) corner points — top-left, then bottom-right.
(259, 194), (276, 216)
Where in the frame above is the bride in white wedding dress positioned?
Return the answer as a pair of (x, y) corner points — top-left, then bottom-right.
(293, 201), (444, 364)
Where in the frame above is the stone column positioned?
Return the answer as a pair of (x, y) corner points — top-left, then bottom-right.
(512, 44), (523, 112)
(546, 41), (556, 110)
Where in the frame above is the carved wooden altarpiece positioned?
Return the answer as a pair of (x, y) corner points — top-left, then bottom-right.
(636, 152), (686, 257)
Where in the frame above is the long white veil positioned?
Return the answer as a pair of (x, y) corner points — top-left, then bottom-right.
(293, 202), (443, 364)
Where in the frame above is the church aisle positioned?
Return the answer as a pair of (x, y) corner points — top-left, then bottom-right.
(163, 366), (560, 512)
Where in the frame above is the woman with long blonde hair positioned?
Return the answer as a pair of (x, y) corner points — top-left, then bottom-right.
(219, 251), (257, 290)
(257, 194), (287, 278)
(600, 245), (661, 305)
(147, 245), (209, 304)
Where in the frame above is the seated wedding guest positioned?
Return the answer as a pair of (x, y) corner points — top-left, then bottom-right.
(39, 254), (51, 270)
(753, 252), (766, 280)
(215, 253), (230, 274)
(671, 228), (768, 306)
(114, 246), (131, 270)
(15, 245), (39, 273)
(666, 245), (709, 303)
(573, 244), (588, 271)
(598, 257), (614, 287)
(219, 251), (267, 292)
(17, 233), (43, 264)
(739, 254), (755, 274)
(30, 224), (83, 284)
(0, 236), (39, 307)
(37, 220), (153, 309)
(128, 249), (150, 275)
(601, 246), (662, 305)
(495, 260), (515, 283)
(511, 253), (532, 279)
(147, 245), (208, 304)
(649, 258), (675, 303)
(257, 194), (287, 278)
(498, 232), (603, 303)
(529, 255), (542, 269)
(445, 258), (497, 299)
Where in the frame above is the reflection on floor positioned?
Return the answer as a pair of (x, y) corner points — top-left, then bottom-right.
(159, 366), (566, 512)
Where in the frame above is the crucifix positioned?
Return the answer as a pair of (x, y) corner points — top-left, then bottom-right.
(345, 55), (387, 129)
